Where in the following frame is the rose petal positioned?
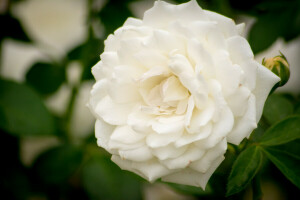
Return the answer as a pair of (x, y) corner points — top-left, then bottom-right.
(190, 138), (227, 173)
(146, 131), (182, 148)
(160, 145), (205, 169)
(175, 123), (212, 147)
(227, 36), (254, 65)
(123, 17), (143, 27)
(187, 100), (215, 133)
(252, 64), (280, 122)
(152, 115), (185, 135)
(213, 50), (243, 96)
(227, 86), (251, 117)
(95, 119), (115, 153)
(143, 0), (206, 29)
(89, 79), (108, 118)
(110, 125), (145, 144)
(112, 155), (172, 182)
(161, 76), (189, 102)
(227, 94), (257, 144)
(161, 155), (224, 189)
(127, 106), (154, 133)
(204, 10), (238, 38)
(119, 146), (153, 162)
(196, 106), (233, 149)
(187, 38), (215, 78)
(95, 95), (135, 125)
(151, 144), (188, 160)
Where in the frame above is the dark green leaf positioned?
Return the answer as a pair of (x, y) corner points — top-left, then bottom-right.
(98, 1), (133, 36)
(262, 147), (300, 189)
(82, 155), (142, 200)
(26, 62), (65, 95)
(226, 146), (263, 196)
(295, 102), (300, 115)
(273, 139), (300, 159)
(0, 78), (55, 136)
(32, 144), (83, 185)
(259, 116), (300, 146)
(263, 94), (293, 125)
(248, 14), (280, 54)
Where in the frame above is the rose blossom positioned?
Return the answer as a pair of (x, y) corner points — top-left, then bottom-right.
(89, 0), (279, 189)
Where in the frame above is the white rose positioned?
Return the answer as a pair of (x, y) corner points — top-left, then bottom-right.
(89, 0), (279, 189)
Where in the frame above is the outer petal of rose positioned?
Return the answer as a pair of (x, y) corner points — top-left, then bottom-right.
(252, 64), (280, 122)
(123, 17), (143, 26)
(111, 156), (173, 182)
(213, 50), (243, 97)
(143, 29), (185, 54)
(160, 145), (205, 169)
(151, 144), (188, 160)
(226, 36), (254, 65)
(107, 76), (141, 104)
(226, 86), (251, 117)
(89, 79), (108, 119)
(117, 38), (145, 67)
(127, 107), (154, 134)
(204, 10), (238, 38)
(227, 94), (257, 145)
(118, 146), (153, 162)
(143, 0), (206, 29)
(175, 123), (212, 147)
(161, 156), (224, 189)
(134, 49), (168, 69)
(95, 119), (116, 154)
(146, 131), (182, 148)
(95, 95), (135, 125)
(110, 125), (145, 144)
(236, 23), (245, 35)
(196, 106), (234, 149)
(100, 52), (120, 67)
(187, 100), (215, 133)
(190, 138), (227, 173)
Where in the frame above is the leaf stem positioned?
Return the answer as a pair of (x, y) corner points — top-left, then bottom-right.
(64, 85), (78, 143)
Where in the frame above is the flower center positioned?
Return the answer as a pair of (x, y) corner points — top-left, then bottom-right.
(138, 70), (190, 115)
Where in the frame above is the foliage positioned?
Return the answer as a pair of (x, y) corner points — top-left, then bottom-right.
(0, 0), (299, 199)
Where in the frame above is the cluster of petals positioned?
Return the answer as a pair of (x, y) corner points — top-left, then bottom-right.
(89, 0), (279, 189)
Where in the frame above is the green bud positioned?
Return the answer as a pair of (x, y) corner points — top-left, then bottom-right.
(262, 52), (290, 87)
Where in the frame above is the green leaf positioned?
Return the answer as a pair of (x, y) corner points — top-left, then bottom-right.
(26, 62), (65, 95)
(226, 146), (263, 196)
(259, 116), (300, 146)
(248, 14), (280, 54)
(0, 78), (55, 136)
(98, 1), (133, 36)
(262, 147), (300, 189)
(263, 94), (294, 125)
(82, 155), (142, 200)
(273, 139), (300, 159)
(32, 144), (83, 185)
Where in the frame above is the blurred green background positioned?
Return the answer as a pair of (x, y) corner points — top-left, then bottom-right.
(0, 0), (300, 199)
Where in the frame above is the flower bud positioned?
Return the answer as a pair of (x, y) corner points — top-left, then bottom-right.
(262, 52), (290, 87)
